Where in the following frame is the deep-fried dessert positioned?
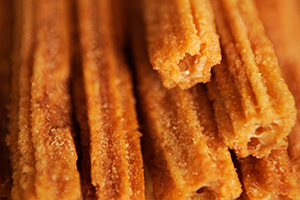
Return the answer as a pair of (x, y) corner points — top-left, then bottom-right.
(76, 0), (145, 199)
(255, 0), (300, 176)
(7, 0), (82, 199)
(143, 0), (221, 89)
(207, 0), (296, 158)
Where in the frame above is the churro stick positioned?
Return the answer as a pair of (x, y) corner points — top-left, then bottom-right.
(255, 0), (300, 175)
(77, 0), (144, 199)
(130, 2), (241, 199)
(0, 0), (12, 198)
(31, 1), (82, 198)
(143, 0), (221, 89)
(207, 0), (296, 158)
(238, 146), (300, 199)
(7, 0), (27, 199)
(7, 0), (82, 199)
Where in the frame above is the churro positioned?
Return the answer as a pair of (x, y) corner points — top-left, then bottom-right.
(0, 0), (12, 198)
(143, 0), (221, 89)
(7, 0), (82, 199)
(238, 146), (300, 199)
(255, 0), (300, 175)
(76, 0), (144, 199)
(207, 0), (296, 158)
(130, 2), (241, 199)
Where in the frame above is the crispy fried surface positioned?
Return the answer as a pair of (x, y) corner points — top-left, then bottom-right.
(0, 0), (12, 198)
(207, 0), (296, 158)
(7, 1), (82, 199)
(131, 1), (241, 199)
(143, 0), (221, 89)
(255, 0), (300, 176)
(77, 0), (144, 199)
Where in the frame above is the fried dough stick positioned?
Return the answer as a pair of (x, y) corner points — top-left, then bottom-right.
(255, 0), (300, 176)
(130, 1), (241, 199)
(238, 146), (300, 199)
(7, 0), (82, 199)
(207, 0), (296, 158)
(7, 0), (31, 199)
(0, 0), (12, 198)
(76, 0), (144, 199)
(143, 0), (221, 89)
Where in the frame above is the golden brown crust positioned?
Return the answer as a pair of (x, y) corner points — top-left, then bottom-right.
(239, 146), (300, 199)
(131, 1), (241, 199)
(207, 0), (296, 158)
(0, 0), (12, 198)
(77, 0), (145, 199)
(255, 0), (300, 176)
(143, 0), (221, 89)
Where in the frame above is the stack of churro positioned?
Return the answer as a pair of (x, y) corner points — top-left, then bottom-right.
(130, 1), (241, 199)
(0, 0), (299, 199)
(133, 0), (300, 199)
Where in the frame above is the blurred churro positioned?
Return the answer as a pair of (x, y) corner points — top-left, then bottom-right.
(255, 0), (300, 176)
(207, 0), (296, 158)
(76, 0), (144, 199)
(143, 0), (221, 89)
(130, 1), (241, 199)
(0, 0), (12, 198)
(7, 0), (82, 199)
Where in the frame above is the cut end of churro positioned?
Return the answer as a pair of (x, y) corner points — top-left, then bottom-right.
(144, 0), (221, 89)
(208, 0), (297, 158)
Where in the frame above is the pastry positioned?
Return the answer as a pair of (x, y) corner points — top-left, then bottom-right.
(76, 0), (145, 199)
(143, 0), (221, 89)
(207, 0), (296, 158)
(7, 1), (82, 199)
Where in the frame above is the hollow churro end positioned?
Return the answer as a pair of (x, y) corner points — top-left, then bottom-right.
(144, 0), (221, 89)
(233, 117), (294, 158)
